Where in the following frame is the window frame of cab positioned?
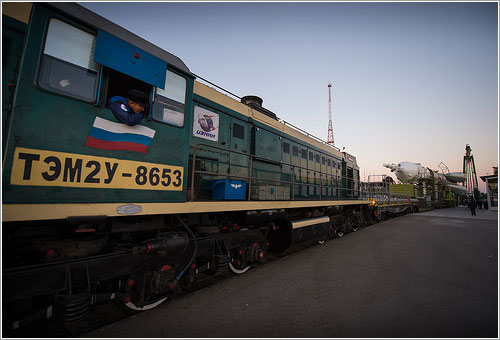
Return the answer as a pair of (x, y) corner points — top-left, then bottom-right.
(152, 68), (188, 128)
(35, 13), (100, 103)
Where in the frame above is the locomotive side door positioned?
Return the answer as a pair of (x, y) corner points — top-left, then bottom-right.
(289, 141), (300, 199)
(307, 150), (315, 197)
(229, 117), (250, 181)
(250, 125), (282, 199)
(212, 114), (249, 178)
(281, 139), (292, 197)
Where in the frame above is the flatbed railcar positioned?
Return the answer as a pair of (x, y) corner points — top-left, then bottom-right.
(2, 2), (372, 330)
(361, 175), (419, 222)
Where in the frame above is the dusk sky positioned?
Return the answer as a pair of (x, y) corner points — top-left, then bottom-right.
(80, 1), (498, 192)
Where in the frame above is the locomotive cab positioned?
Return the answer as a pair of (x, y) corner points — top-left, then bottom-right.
(2, 3), (195, 209)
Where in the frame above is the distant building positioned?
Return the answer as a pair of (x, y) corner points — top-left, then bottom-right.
(480, 167), (498, 211)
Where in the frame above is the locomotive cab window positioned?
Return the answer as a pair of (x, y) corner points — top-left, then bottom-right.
(153, 70), (186, 127)
(38, 18), (98, 101)
(105, 67), (151, 108)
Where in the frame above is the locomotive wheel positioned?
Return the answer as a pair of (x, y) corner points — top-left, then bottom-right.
(358, 214), (367, 228)
(344, 217), (354, 233)
(119, 258), (174, 311)
(352, 215), (366, 232)
(229, 235), (267, 274)
(328, 224), (336, 238)
(124, 297), (168, 311)
(352, 216), (359, 232)
(228, 261), (251, 274)
(229, 245), (250, 274)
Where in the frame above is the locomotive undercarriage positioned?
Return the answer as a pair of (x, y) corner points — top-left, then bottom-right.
(2, 204), (371, 331)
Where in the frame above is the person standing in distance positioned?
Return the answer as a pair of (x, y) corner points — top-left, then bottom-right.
(469, 197), (477, 216)
(107, 89), (149, 126)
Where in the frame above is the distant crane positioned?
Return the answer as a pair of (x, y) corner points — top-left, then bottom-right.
(463, 144), (480, 199)
(327, 83), (334, 146)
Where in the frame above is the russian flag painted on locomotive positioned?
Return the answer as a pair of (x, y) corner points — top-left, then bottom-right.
(85, 117), (156, 154)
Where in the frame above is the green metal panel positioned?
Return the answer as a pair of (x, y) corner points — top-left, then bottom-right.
(253, 127), (281, 161)
(2, 15), (27, 154)
(191, 93), (350, 202)
(190, 101), (249, 172)
(229, 116), (250, 178)
(287, 141), (296, 194)
(251, 126), (282, 194)
(281, 138), (292, 189)
(297, 145), (307, 197)
(189, 96), (254, 200)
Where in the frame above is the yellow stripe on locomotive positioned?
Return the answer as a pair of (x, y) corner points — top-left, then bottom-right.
(11, 147), (183, 191)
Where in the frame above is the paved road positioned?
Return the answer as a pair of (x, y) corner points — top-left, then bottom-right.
(84, 209), (498, 338)
(418, 206), (498, 220)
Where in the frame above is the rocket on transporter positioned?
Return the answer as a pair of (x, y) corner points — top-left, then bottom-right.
(383, 161), (467, 196)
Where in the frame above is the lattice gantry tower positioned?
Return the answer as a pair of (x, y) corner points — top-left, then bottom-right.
(463, 144), (480, 199)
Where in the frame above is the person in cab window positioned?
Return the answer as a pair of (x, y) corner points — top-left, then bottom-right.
(107, 89), (148, 126)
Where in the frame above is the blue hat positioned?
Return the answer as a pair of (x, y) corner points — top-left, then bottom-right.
(127, 90), (148, 107)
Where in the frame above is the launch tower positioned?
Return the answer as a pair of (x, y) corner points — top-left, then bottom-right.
(463, 144), (480, 199)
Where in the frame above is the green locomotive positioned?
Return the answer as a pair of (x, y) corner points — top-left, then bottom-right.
(3, 2), (370, 329)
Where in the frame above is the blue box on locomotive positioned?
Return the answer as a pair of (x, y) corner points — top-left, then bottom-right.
(211, 179), (246, 200)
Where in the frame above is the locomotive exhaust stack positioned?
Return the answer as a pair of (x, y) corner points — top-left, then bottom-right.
(241, 95), (278, 120)
(241, 95), (263, 107)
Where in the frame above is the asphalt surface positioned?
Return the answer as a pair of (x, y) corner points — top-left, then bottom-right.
(84, 208), (498, 338)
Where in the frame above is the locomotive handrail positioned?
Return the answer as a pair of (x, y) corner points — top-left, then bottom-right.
(191, 143), (285, 200)
(280, 120), (341, 152)
(191, 168), (360, 201)
(191, 143), (360, 201)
